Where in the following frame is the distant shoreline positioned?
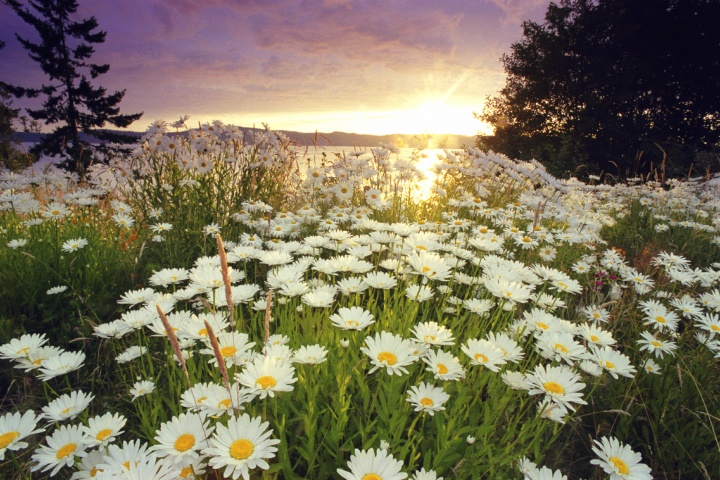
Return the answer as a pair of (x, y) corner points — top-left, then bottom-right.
(9, 128), (476, 150)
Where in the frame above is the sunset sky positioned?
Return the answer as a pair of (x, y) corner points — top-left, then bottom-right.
(0, 0), (550, 136)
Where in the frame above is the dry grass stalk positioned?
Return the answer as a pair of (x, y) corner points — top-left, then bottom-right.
(204, 320), (232, 392)
(157, 305), (191, 386)
(216, 233), (235, 324)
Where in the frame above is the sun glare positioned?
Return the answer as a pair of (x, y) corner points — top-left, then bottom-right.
(200, 102), (486, 138)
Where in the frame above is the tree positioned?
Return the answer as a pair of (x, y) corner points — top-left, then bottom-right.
(1, 39), (36, 171)
(2, 0), (142, 173)
(477, 0), (720, 179)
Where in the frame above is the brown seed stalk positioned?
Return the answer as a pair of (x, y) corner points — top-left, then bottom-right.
(157, 305), (191, 386)
(204, 320), (232, 392)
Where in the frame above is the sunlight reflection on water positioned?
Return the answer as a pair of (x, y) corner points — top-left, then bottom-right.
(294, 146), (447, 200)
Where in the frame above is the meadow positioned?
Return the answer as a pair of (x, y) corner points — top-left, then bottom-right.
(1, 120), (719, 480)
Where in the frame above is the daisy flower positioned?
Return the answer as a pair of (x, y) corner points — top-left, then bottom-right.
(577, 323), (616, 348)
(31, 424), (88, 476)
(536, 332), (588, 365)
(330, 306), (375, 331)
(116, 345), (148, 364)
(71, 449), (105, 480)
(590, 347), (637, 379)
(583, 305), (610, 324)
(202, 413), (280, 480)
(47, 285), (69, 295)
(0, 410), (45, 460)
(487, 332), (525, 363)
(526, 364), (587, 411)
(236, 355), (297, 399)
(97, 439), (151, 474)
(405, 250), (452, 282)
(37, 350), (86, 381)
(0, 333), (48, 360)
(406, 382), (450, 416)
(642, 358), (661, 375)
(590, 436), (652, 480)
(461, 338), (506, 372)
(61, 237), (88, 252)
(361, 331), (417, 376)
(7, 238), (28, 249)
(405, 284), (434, 302)
(151, 412), (213, 464)
(199, 383), (251, 416)
(636, 331), (677, 358)
(423, 350), (465, 381)
(412, 467), (443, 480)
(337, 448), (407, 480)
(41, 390), (94, 422)
(524, 465), (568, 480)
(484, 277), (533, 304)
(83, 412), (126, 448)
(13, 345), (63, 372)
(292, 344), (328, 365)
(200, 332), (255, 367)
(130, 380), (156, 401)
(639, 300), (679, 332)
(501, 371), (530, 390)
(112, 212), (135, 229)
(411, 321), (455, 346)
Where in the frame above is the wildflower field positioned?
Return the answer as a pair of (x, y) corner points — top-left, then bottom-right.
(1, 121), (719, 480)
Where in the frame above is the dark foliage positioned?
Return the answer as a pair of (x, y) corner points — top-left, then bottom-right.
(477, 0), (720, 180)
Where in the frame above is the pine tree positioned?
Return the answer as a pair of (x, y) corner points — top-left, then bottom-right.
(3, 0), (142, 173)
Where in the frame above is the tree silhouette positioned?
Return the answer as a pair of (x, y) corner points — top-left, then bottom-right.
(478, 0), (720, 179)
(2, 0), (142, 173)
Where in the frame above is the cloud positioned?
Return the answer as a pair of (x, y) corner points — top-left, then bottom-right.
(487, 0), (549, 25)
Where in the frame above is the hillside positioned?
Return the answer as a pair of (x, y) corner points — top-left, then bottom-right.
(11, 129), (476, 150)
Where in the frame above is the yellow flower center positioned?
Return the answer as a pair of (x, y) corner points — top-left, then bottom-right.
(416, 245), (427, 251)
(61, 407), (71, 414)
(655, 316), (666, 324)
(362, 474), (382, 480)
(90, 467), (103, 477)
(543, 381), (565, 395)
(16, 347), (30, 355)
(609, 456), (630, 475)
(377, 352), (397, 366)
(230, 439), (254, 460)
(537, 322), (549, 330)
(474, 353), (489, 363)
(424, 335), (436, 343)
(256, 376), (277, 390)
(220, 346), (237, 358)
(174, 433), (195, 452)
(95, 429), (113, 441)
(421, 266), (432, 274)
(218, 399), (231, 408)
(590, 335), (600, 342)
(604, 361), (615, 369)
(0, 431), (20, 448)
(554, 343), (569, 354)
(56, 443), (77, 459)
(180, 466), (193, 478)
(437, 363), (449, 375)
(711, 325), (720, 332)
(420, 397), (434, 407)
(198, 328), (208, 337)
(650, 341), (662, 347)
(346, 320), (359, 327)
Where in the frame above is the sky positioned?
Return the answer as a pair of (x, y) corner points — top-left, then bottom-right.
(0, 0), (551, 136)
